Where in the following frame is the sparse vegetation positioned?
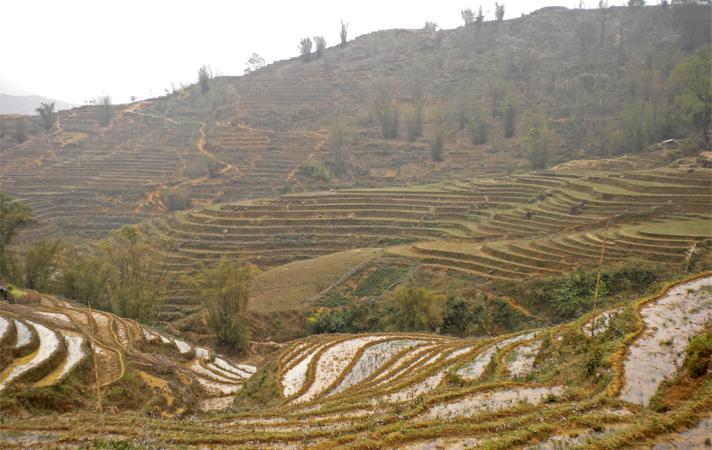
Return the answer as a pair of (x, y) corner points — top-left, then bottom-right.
(198, 65), (212, 94)
(35, 102), (55, 131)
(299, 37), (313, 62)
(244, 53), (266, 74)
(0, 194), (34, 279)
(313, 35), (327, 58)
(340, 20), (348, 47)
(192, 258), (258, 351)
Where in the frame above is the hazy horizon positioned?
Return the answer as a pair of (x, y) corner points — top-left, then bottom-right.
(3, 0), (629, 105)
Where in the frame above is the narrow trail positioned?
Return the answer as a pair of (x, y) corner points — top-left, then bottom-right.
(197, 122), (245, 177)
(285, 129), (329, 184)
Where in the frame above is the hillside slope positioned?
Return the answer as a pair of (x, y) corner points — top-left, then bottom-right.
(1, 274), (710, 448)
(1, 5), (709, 243)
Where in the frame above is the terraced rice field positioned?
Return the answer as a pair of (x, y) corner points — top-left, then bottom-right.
(1, 275), (710, 448)
(0, 293), (256, 414)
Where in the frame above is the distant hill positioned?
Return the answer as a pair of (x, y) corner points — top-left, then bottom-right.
(0, 93), (76, 115)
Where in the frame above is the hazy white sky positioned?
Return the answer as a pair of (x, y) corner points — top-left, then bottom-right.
(3, 0), (628, 104)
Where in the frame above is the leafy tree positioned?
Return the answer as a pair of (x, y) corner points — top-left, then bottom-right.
(99, 226), (170, 322)
(198, 65), (212, 94)
(381, 287), (446, 332)
(524, 116), (550, 170)
(430, 120), (448, 162)
(495, 2), (505, 21)
(35, 102), (56, 131)
(669, 46), (712, 149)
(476, 6), (485, 24)
(96, 95), (113, 127)
(244, 53), (266, 74)
(615, 100), (654, 153)
(468, 108), (489, 145)
(340, 20), (348, 48)
(21, 239), (63, 291)
(685, 333), (711, 377)
(503, 96), (516, 138)
(329, 118), (347, 176)
(59, 249), (110, 310)
(461, 8), (475, 25)
(192, 258), (258, 351)
(314, 36), (327, 58)
(0, 194), (34, 279)
(299, 37), (313, 62)
(374, 84), (400, 139)
(406, 101), (424, 142)
(161, 187), (192, 211)
(14, 118), (27, 143)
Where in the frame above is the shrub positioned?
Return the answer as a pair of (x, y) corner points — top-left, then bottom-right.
(374, 86), (400, 139)
(495, 2), (505, 21)
(191, 258), (258, 351)
(198, 65), (212, 94)
(469, 110), (489, 145)
(685, 333), (711, 377)
(298, 160), (333, 182)
(380, 286), (446, 332)
(96, 95), (112, 126)
(313, 36), (326, 58)
(35, 102), (55, 131)
(299, 37), (313, 62)
(14, 119), (27, 143)
(160, 188), (191, 211)
(430, 123), (447, 162)
(406, 102), (424, 142)
(184, 155), (220, 178)
(503, 97), (516, 138)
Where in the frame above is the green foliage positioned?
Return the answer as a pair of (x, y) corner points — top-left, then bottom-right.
(669, 45), (712, 148)
(685, 333), (711, 377)
(160, 188), (191, 211)
(374, 83), (400, 139)
(298, 160), (333, 182)
(0, 194), (34, 279)
(20, 239), (63, 291)
(198, 65), (212, 94)
(509, 264), (662, 321)
(503, 97), (516, 138)
(613, 100), (654, 153)
(35, 102), (55, 131)
(442, 296), (485, 336)
(184, 155), (220, 179)
(329, 119), (347, 176)
(380, 286), (446, 332)
(57, 226), (170, 323)
(524, 116), (550, 170)
(191, 258), (258, 351)
(406, 102), (424, 142)
(468, 109), (489, 145)
(430, 121), (447, 162)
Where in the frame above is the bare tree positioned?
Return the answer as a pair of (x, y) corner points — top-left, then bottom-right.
(476, 6), (485, 24)
(314, 35), (327, 58)
(299, 37), (313, 62)
(244, 53), (266, 74)
(599, 1), (609, 48)
(340, 20), (348, 48)
(96, 96), (112, 127)
(627, 0), (645, 5)
(495, 2), (505, 21)
(461, 8), (475, 25)
(35, 102), (56, 131)
(198, 65), (212, 94)
(424, 21), (439, 32)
